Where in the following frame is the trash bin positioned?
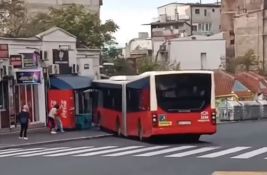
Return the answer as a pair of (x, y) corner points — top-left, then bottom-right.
(75, 114), (92, 130)
(239, 101), (261, 120)
(217, 100), (242, 121)
(257, 100), (267, 119)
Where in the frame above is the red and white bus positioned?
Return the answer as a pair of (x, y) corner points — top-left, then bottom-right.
(92, 71), (216, 141)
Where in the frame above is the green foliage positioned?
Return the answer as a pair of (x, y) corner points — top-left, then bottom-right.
(235, 49), (258, 71)
(137, 56), (159, 73)
(102, 46), (121, 61)
(1, 4), (119, 48)
(0, 0), (28, 37)
(113, 58), (135, 75)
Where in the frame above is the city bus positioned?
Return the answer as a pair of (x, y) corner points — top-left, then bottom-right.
(92, 71), (216, 141)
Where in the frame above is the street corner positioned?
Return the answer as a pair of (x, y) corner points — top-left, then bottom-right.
(212, 172), (267, 175)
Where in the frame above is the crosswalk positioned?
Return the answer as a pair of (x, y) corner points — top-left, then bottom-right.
(1, 145), (267, 159)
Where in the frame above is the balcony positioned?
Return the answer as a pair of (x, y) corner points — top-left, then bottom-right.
(152, 28), (180, 37)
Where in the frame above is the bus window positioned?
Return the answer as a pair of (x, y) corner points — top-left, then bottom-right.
(156, 74), (211, 112)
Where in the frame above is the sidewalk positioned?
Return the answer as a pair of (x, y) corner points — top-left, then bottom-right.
(0, 127), (113, 150)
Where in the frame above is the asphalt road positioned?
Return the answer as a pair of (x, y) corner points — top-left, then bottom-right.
(1, 120), (267, 175)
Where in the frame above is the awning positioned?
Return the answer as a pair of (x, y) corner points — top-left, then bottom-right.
(50, 75), (93, 90)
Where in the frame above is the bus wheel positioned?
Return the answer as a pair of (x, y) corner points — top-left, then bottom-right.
(187, 135), (201, 142)
(137, 122), (143, 141)
(116, 119), (121, 136)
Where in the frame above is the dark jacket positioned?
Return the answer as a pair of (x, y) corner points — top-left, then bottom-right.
(18, 111), (30, 124)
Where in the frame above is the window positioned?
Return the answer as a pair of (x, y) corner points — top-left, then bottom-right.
(212, 9), (215, 12)
(155, 74), (211, 112)
(204, 9), (207, 16)
(126, 77), (150, 112)
(230, 39), (235, 45)
(192, 25), (197, 31)
(206, 24), (209, 31)
(195, 9), (200, 14)
(0, 44), (8, 59)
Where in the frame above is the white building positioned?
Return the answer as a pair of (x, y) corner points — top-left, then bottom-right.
(156, 2), (221, 36)
(0, 27), (100, 129)
(168, 33), (226, 70)
(123, 32), (152, 59)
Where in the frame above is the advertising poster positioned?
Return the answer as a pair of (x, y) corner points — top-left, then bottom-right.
(16, 71), (41, 84)
(48, 90), (76, 129)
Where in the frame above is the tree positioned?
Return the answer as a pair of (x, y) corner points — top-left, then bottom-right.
(0, 0), (28, 37)
(235, 49), (258, 71)
(1, 4), (119, 48)
(24, 5), (118, 48)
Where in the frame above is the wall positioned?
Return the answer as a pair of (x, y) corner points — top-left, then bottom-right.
(192, 6), (221, 35)
(234, 11), (263, 64)
(41, 30), (77, 69)
(77, 49), (100, 79)
(169, 36), (226, 70)
(24, 0), (101, 16)
(158, 4), (191, 20)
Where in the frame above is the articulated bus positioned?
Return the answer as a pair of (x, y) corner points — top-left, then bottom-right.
(92, 71), (216, 141)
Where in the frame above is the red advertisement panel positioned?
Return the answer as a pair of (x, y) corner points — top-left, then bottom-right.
(48, 90), (76, 129)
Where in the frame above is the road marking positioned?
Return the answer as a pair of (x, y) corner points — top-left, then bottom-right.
(212, 171), (267, 175)
(0, 149), (25, 155)
(74, 146), (143, 157)
(0, 147), (67, 157)
(166, 147), (220, 157)
(232, 147), (267, 159)
(0, 148), (44, 156)
(103, 146), (169, 157)
(18, 147), (92, 157)
(199, 147), (250, 158)
(45, 146), (117, 157)
(134, 146), (196, 157)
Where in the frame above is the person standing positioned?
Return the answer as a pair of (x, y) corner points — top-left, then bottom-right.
(48, 104), (59, 134)
(18, 105), (30, 140)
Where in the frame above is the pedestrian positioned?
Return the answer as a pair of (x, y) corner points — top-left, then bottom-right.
(55, 106), (64, 133)
(18, 105), (30, 140)
(48, 104), (59, 134)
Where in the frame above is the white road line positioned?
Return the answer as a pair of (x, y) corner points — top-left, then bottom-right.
(0, 148), (44, 155)
(0, 147), (67, 157)
(134, 146), (196, 157)
(0, 149), (25, 155)
(45, 146), (117, 157)
(198, 147), (251, 158)
(166, 147), (220, 157)
(103, 146), (169, 157)
(18, 147), (92, 157)
(74, 146), (144, 157)
(232, 147), (267, 159)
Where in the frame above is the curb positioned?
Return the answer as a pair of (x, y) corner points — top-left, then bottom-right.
(0, 133), (113, 150)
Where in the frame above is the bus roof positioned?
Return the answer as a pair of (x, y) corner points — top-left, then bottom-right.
(93, 70), (214, 85)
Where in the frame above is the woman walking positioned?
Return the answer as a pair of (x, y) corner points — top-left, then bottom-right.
(18, 105), (30, 140)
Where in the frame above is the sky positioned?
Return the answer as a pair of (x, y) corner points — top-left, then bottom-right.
(101, 0), (218, 47)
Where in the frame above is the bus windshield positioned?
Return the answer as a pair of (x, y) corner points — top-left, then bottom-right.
(155, 73), (212, 113)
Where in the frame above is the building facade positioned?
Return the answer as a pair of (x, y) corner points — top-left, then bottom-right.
(0, 27), (100, 129)
(168, 33), (225, 70)
(221, 0), (267, 70)
(23, 0), (102, 16)
(149, 2), (221, 61)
